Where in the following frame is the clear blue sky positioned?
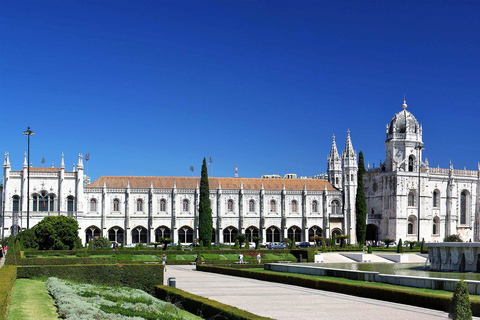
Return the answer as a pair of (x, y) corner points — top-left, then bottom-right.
(1, 1), (479, 182)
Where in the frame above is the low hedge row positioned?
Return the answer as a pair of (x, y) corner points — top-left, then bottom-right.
(16, 257), (116, 266)
(155, 285), (273, 320)
(196, 265), (480, 316)
(0, 266), (17, 320)
(17, 264), (163, 295)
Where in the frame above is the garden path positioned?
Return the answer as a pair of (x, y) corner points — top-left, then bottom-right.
(166, 265), (465, 320)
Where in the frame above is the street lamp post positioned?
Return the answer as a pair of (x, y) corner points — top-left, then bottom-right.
(23, 127), (35, 229)
(415, 143), (424, 243)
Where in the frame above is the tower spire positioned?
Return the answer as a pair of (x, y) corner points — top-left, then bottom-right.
(328, 134), (340, 160)
(344, 130), (355, 157)
(403, 96), (407, 109)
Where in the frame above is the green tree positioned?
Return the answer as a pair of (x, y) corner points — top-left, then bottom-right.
(397, 238), (404, 253)
(35, 215), (82, 250)
(450, 279), (472, 320)
(16, 227), (38, 249)
(382, 238), (395, 249)
(355, 151), (367, 245)
(252, 236), (263, 249)
(235, 234), (246, 248)
(92, 236), (111, 249)
(198, 158), (213, 247)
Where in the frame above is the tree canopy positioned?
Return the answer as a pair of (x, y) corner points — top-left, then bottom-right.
(35, 215), (82, 250)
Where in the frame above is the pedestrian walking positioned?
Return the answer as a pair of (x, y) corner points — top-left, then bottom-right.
(239, 253), (244, 264)
(257, 253), (261, 264)
(162, 254), (167, 272)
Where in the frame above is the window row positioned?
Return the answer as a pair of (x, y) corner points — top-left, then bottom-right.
(85, 224), (335, 245)
(11, 195), (75, 212)
(407, 215), (441, 235)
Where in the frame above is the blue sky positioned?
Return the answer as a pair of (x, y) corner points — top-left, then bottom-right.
(1, 1), (479, 182)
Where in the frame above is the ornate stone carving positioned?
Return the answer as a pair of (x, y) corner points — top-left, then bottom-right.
(440, 247), (448, 264)
(450, 247), (459, 264)
(465, 247), (475, 265)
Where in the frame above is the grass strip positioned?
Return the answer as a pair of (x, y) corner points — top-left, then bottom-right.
(197, 265), (480, 316)
(6, 279), (59, 320)
(100, 304), (179, 320)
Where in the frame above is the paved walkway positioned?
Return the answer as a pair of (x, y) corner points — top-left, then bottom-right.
(165, 265), (456, 320)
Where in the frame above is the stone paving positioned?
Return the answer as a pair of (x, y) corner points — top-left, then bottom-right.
(164, 265), (461, 320)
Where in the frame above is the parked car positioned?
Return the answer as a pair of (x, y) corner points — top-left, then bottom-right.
(268, 242), (287, 249)
(296, 242), (311, 248)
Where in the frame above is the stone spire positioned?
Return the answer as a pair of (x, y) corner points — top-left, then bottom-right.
(61, 153), (65, 169)
(77, 153), (84, 170)
(328, 135), (340, 161)
(23, 152), (27, 168)
(344, 130), (355, 157)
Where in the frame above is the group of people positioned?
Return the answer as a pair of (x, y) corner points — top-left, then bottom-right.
(238, 253), (262, 264)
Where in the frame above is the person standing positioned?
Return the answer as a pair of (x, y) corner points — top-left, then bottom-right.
(257, 253), (261, 264)
(162, 254), (167, 272)
(239, 253), (244, 264)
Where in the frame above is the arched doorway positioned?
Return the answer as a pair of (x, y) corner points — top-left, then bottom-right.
(178, 226), (194, 244)
(223, 226), (238, 244)
(108, 226), (125, 244)
(132, 226), (147, 244)
(266, 226), (280, 242)
(366, 224), (379, 242)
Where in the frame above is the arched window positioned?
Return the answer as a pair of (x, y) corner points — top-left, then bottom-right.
(312, 201), (318, 213)
(291, 200), (298, 213)
(266, 226), (280, 242)
(183, 199), (189, 212)
(308, 226), (322, 239)
(132, 226), (148, 244)
(249, 200), (255, 212)
(12, 196), (20, 212)
(408, 155), (415, 172)
(287, 226), (302, 242)
(461, 191), (468, 225)
(90, 199), (97, 211)
(113, 199), (120, 212)
(108, 227), (124, 243)
(408, 191), (416, 207)
(137, 199), (143, 212)
(223, 226), (238, 243)
(155, 226), (171, 242)
(85, 226), (101, 243)
(331, 229), (342, 245)
(67, 196), (74, 212)
(433, 190), (440, 208)
(433, 216), (440, 235)
(245, 226), (259, 241)
(331, 200), (340, 215)
(227, 199), (234, 212)
(33, 192), (54, 212)
(160, 199), (166, 212)
(408, 215), (417, 235)
(270, 200), (276, 212)
(178, 226), (194, 243)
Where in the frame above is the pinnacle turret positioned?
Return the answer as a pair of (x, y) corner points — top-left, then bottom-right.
(328, 135), (340, 161)
(344, 129), (355, 158)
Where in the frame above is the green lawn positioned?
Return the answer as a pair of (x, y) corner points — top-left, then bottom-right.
(131, 255), (160, 261)
(7, 279), (59, 320)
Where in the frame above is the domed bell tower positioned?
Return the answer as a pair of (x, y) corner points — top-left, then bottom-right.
(385, 100), (423, 172)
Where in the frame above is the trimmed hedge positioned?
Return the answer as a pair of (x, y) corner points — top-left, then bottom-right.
(155, 285), (273, 320)
(16, 257), (116, 266)
(196, 265), (480, 316)
(0, 266), (17, 320)
(17, 264), (163, 294)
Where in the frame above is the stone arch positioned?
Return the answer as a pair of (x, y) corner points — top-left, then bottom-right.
(85, 225), (101, 243)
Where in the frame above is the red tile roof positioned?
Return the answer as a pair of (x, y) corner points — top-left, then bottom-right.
(87, 176), (337, 191)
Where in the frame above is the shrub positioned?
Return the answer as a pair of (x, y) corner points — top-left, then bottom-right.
(0, 266), (17, 320)
(450, 280), (472, 320)
(367, 244), (372, 254)
(17, 264), (164, 294)
(16, 227), (39, 249)
(92, 236), (112, 249)
(322, 240), (327, 253)
(445, 234), (463, 243)
(382, 238), (395, 249)
(397, 239), (404, 253)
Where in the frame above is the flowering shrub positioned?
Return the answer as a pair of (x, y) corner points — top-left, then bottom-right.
(46, 277), (198, 320)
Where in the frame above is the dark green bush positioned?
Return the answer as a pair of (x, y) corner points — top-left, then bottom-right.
(450, 280), (472, 320)
(445, 234), (463, 243)
(17, 264), (163, 294)
(155, 285), (273, 320)
(92, 236), (112, 249)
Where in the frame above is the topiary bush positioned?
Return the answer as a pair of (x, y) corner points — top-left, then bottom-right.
(397, 239), (404, 253)
(450, 279), (472, 320)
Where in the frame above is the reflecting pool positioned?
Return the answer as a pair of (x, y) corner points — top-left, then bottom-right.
(311, 263), (480, 281)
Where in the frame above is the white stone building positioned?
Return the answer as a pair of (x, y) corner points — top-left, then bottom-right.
(1, 135), (358, 245)
(364, 100), (480, 243)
